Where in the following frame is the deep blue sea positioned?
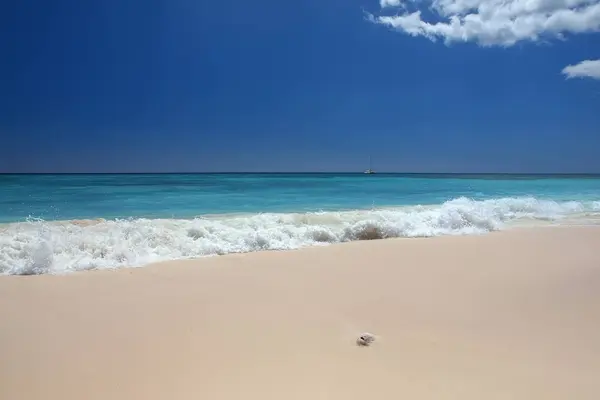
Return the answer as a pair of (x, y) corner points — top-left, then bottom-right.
(2, 173), (600, 275)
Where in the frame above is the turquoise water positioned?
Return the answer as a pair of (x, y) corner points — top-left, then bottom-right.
(2, 173), (600, 222)
(1, 173), (600, 275)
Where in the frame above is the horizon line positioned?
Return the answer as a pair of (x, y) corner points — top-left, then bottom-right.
(2, 172), (600, 176)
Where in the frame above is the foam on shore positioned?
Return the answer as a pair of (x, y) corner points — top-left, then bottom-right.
(1, 196), (599, 275)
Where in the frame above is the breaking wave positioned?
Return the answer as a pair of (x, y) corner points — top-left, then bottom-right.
(1, 196), (599, 275)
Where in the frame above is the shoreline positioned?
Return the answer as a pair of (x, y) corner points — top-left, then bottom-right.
(1, 226), (599, 399)
(2, 198), (600, 275)
(2, 220), (600, 276)
(1, 224), (595, 277)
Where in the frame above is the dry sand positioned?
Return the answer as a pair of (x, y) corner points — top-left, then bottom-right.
(1, 226), (599, 400)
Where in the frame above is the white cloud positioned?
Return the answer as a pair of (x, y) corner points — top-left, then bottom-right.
(562, 59), (600, 79)
(380, 0), (403, 7)
(370, 0), (600, 46)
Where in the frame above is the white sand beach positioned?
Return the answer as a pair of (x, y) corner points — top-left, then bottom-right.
(1, 226), (599, 399)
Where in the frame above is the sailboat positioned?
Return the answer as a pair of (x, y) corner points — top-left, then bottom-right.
(364, 155), (375, 174)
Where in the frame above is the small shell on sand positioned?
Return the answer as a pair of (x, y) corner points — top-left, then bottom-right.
(356, 333), (376, 346)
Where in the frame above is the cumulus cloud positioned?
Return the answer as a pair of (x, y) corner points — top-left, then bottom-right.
(370, 0), (600, 46)
(562, 59), (600, 79)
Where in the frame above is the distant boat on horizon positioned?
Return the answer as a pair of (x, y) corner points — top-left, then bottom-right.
(364, 155), (375, 174)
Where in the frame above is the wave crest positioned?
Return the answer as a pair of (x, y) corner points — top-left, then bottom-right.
(1, 197), (598, 275)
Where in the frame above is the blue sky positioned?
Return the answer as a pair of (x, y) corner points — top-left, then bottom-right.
(2, 0), (599, 173)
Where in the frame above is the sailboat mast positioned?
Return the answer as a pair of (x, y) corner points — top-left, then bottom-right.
(364, 155), (375, 174)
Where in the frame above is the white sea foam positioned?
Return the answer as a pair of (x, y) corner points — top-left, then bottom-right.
(1, 197), (599, 275)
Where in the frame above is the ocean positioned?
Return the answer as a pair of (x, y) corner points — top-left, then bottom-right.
(1, 173), (600, 275)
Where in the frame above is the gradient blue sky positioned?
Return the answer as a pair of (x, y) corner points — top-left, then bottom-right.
(2, 0), (599, 173)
